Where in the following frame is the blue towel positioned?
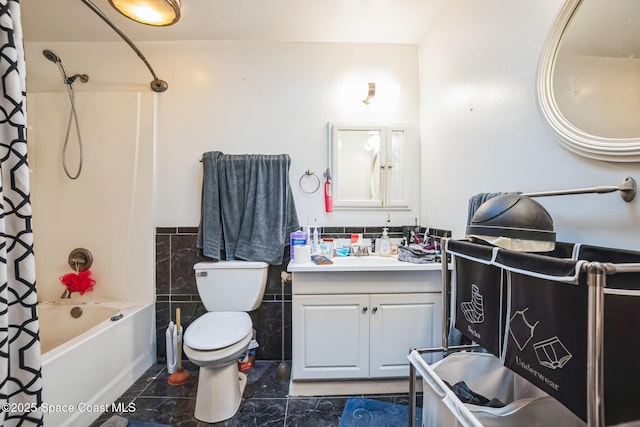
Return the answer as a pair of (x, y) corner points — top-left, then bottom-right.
(197, 151), (224, 260)
(197, 151), (300, 265)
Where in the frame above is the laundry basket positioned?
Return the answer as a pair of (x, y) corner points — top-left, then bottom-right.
(409, 351), (585, 427)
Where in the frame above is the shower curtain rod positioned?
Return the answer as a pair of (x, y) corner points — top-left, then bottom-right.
(523, 176), (636, 203)
(80, 0), (168, 93)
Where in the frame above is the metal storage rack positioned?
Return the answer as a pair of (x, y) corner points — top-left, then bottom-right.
(408, 237), (640, 427)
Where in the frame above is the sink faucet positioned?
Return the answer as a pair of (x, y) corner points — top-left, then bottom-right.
(350, 245), (369, 256)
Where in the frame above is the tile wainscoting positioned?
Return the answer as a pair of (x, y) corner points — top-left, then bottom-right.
(154, 226), (412, 361)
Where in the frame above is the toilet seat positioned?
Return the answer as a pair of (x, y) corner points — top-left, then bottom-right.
(184, 311), (252, 351)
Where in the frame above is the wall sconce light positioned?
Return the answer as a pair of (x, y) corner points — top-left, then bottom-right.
(108, 0), (181, 26)
(362, 82), (376, 105)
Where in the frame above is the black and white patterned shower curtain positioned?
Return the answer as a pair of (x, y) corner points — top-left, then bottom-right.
(0, 1), (43, 426)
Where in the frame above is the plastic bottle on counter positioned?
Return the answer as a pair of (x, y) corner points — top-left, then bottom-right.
(379, 228), (392, 257)
(312, 225), (320, 254)
(321, 238), (335, 258)
(290, 229), (308, 260)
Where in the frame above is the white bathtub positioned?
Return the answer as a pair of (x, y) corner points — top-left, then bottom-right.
(39, 302), (156, 427)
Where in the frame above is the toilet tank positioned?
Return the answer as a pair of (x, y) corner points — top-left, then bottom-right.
(193, 261), (269, 311)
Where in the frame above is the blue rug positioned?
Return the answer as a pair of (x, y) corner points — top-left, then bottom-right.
(338, 398), (422, 426)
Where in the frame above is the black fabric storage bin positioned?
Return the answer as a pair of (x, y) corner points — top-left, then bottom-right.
(540, 241), (576, 259)
(576, 244), (640, 426)
(602, 292), (640, 426)
(577, 244), (640, 289)
(440, 239), (640, 426)
(495, 250), (587, 420)
(504, 271), (588, 421)
(447, 240), (506, 357)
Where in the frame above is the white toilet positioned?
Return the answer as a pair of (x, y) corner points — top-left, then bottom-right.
(183, 260), (268, 423)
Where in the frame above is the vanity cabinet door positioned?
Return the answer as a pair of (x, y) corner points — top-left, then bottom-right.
(292, 294), (370, 380)
(369, 293), (442, 378)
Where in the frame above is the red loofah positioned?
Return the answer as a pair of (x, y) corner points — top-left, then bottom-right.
(59, 269), (96, 295)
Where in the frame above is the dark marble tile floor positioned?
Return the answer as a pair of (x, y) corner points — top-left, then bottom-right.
(89, 360), (421, 427)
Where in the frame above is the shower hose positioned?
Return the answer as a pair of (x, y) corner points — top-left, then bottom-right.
(62, 82), (84, 180)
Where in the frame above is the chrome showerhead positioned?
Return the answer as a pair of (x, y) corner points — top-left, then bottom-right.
(42, 49), (60, 63)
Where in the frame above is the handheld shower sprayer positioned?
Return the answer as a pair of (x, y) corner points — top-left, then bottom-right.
(42, 49), (60, 63)
(42, 49), (87, 180)
(42, 49), (89, 86)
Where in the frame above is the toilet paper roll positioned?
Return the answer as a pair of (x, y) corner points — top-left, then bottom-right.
(293, 245), (311, 264)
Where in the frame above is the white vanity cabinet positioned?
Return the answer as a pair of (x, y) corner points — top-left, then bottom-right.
(293, 294), (370, 379)
(369, 293), (441, 377)
(289, 257), (443, 385)
(293, 292), (441, 380)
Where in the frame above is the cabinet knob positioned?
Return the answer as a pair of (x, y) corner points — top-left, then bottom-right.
(372, 307), (378, 313)
(362, 306), (368, 313)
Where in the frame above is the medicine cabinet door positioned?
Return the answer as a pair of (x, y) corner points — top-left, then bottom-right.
(329, 123), (411, 210)
(383, 127), (409, 208)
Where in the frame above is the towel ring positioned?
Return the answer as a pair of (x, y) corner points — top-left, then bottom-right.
(299, 169), (321, 194)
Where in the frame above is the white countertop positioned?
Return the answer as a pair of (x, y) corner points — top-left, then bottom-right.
(287, 255), (444, 272)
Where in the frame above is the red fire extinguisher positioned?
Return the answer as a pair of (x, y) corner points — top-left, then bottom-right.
(324, 168), (333, 213)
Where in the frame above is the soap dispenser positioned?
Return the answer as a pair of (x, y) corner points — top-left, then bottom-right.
(379, 228), (391, 257)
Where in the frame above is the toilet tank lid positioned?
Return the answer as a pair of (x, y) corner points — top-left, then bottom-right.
(194, 260), (268, 270)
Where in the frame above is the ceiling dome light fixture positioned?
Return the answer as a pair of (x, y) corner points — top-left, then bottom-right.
(109, 0), (181, 26)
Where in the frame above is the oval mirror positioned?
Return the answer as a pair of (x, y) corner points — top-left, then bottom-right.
(537, 0), (640, 162)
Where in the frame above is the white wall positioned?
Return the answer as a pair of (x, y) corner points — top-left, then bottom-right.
(26, 41), (421, 229)
(418, 0), (640, 250)
(27, 92), (155, 303)
(26, 0), (640, 253)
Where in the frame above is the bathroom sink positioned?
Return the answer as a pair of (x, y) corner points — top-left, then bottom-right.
(333, 255), (401, 266)
(288, 255), (442, 272)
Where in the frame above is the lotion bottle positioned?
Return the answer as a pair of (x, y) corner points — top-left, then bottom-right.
(379, 228), (391, 257)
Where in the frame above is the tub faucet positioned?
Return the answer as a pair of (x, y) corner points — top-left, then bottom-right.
(60, 288), (73, 299)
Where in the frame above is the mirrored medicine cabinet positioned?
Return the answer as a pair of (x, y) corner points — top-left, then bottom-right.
(328, 123), (416, 210)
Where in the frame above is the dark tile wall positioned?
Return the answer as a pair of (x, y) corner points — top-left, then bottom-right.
(153, 225), (448, 362)
(320, 225), (404, 240)
(155, 226), (292, 362)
